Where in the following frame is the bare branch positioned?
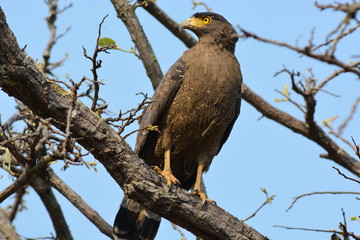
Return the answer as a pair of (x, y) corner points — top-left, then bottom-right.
(191, 1), (212, 12)
(242, 188), (275, 222)
(238, 27), (360, 77)
(110, 0), (164, 89)
(338, 96), (360, 136)
(30, 172), (73, 240)
(286, 191), (360, 211)
(45, 168), (113, 238)
(0, 153), (61, 203)
(333, 166), (360, 184)
(42, 0), (72, 75)
(352, 137), (360, 160)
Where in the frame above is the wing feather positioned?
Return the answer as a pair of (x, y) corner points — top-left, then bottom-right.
(135, 58), (187, 154)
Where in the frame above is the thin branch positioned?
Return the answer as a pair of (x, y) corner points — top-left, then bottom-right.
(0, 153), (62, 203)
(90, 15), (108, 112)
(274, 225), (340, 234)
(352, 137), (360, 160)
(333, 166), (360, 184)
(45, 168), (113, 238)
(238, 27), (360, 77)
(191, 1), (212, 12)
(242, 188), (275, 222)
(137, 0), (197, 49)
(338, 95), (360, 136)
(30, 171), (73, 240)
(42, 0), (72, 75)
(287, 191), (360, 211)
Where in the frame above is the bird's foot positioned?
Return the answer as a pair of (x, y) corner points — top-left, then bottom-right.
(153, 166), (180, 186)
(192, 189), (216, 204)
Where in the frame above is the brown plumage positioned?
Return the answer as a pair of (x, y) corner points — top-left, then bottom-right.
(113, 12), (242, 240)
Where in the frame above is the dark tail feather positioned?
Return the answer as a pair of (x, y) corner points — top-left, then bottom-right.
(113, 196), (161, 240)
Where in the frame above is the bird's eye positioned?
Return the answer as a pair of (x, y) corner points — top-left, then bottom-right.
(201, 17), (211, 24)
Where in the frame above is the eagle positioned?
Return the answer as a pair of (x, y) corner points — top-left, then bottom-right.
(113, 12), (243, 240)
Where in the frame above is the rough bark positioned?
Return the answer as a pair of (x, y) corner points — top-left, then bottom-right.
(0, 7), (268, 240)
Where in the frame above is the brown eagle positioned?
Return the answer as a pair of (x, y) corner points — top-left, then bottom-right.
(113, 12), (242, 240)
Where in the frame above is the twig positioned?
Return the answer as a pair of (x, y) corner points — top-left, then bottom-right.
(333, 166), (360, 184)
(352, 137), (360, 160)
(191, 1), (212, 12)
(338, 96), (360, 136)
(91, 15), (108, 112)
(312, 23), (360, 52)
(287, 191), (360, 211)
(0, 153), (62, 203)
(171, 223), (187, 240)
(137, 0), (197, 49)
(242, 188), (275, 222)
(42, 0), (72, 75)
(274, 225), (340, 234)
(238, 27), (360, 77)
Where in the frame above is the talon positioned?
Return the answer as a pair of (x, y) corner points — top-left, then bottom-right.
(153, 166), (180, 186)
(192, 189), (216, 204)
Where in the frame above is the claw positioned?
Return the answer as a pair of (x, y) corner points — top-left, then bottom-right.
(153, 166), (180, 186)
(192, 189), (216, 204)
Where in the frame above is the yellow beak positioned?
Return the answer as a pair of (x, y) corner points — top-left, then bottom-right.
(179, 17), (204, 29)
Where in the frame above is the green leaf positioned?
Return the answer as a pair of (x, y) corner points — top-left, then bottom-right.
(98, 37), (117, 47)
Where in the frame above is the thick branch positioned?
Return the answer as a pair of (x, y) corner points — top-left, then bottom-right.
(0, 7), (267, 240)
(110, 0), (163, 89)
(242, 85), (360, 176)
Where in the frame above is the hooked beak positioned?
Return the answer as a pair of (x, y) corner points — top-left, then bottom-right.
(179, 17), (203, 30)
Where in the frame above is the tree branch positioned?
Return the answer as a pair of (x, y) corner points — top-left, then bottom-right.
(44, 168), (113, 238)
(30, 171), (73, 240)
(110, 0), (163, 89)
(0, 7), (267, 240)
(137, 0), (197, 48)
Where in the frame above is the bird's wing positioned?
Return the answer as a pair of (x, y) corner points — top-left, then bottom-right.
(135, 58), (187, 154)
(217, 82), (242, 155)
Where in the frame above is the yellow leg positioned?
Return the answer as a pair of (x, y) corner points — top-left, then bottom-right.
(192, 163), (215, 204)
(153, 149), (180, 186)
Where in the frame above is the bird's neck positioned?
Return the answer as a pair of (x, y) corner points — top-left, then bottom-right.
(198, 33), (237, 54)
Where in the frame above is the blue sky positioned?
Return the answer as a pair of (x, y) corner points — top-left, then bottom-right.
(0, 1), (359, 239)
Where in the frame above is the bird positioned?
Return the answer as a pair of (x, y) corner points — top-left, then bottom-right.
(113, 12), (243, 240)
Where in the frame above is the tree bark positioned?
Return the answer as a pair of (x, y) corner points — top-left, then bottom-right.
(0, 7), (268, 240)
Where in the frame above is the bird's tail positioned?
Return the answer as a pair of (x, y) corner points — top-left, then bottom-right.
(113, 196), (161, 240)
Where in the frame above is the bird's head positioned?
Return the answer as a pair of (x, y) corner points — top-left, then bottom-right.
(180, 12), (238, 48)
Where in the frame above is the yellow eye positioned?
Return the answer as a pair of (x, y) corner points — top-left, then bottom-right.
(201, 17), (211, 24)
